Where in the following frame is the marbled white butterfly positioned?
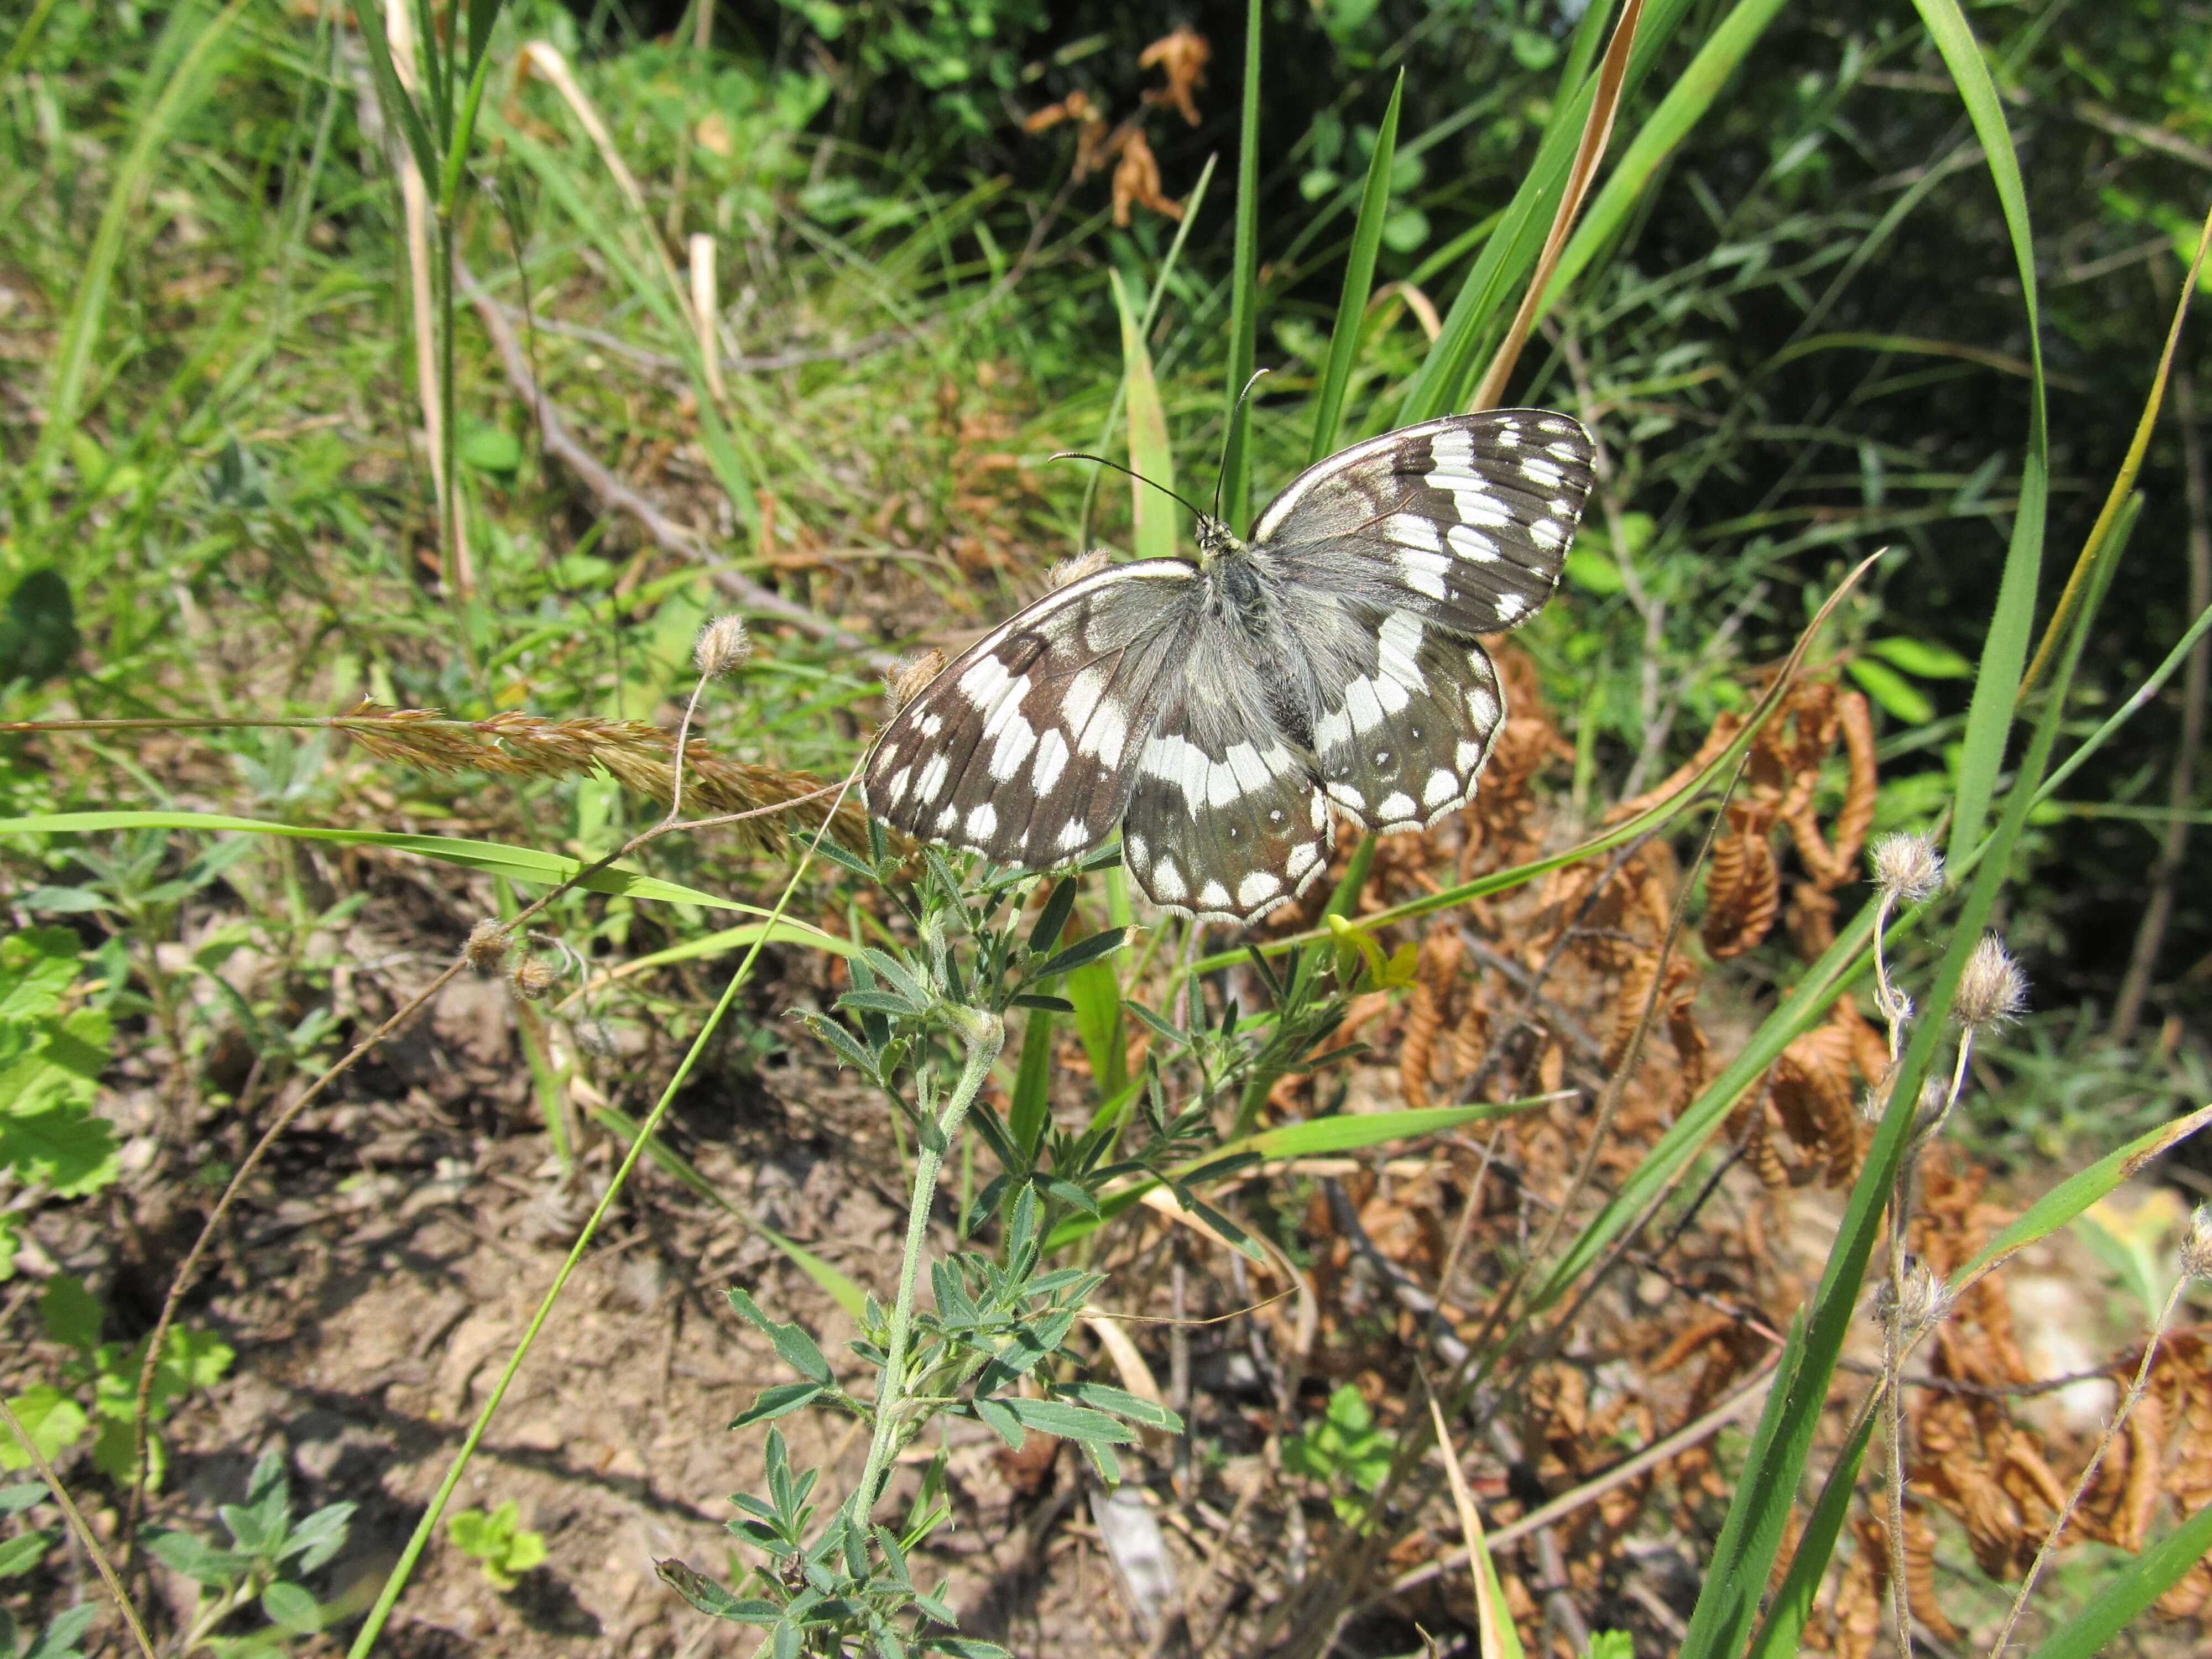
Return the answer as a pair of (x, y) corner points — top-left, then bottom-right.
(864, 409), (1597, 923)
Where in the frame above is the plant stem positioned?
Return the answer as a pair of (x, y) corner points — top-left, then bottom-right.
(854, 1014), (1004, 1516)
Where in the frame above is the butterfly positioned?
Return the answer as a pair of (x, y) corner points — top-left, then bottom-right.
(864, 409), (1598, 923)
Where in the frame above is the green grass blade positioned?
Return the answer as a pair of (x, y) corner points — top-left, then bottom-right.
(1743, 1396), (1876, 1659)
(1046, 1098), (1540, 1254)
(1397, 0), (1699, 423)
(1219, 0), (1262, 530)
(1952, 1103), (2212, 1289)
(1009, 1008), (1056, 1162)
(0, 811), (842, 930)
(1110, 267), (1178, 561)
(602, 921), (862, 972)
(2023, 1499), (2212, 1659)
(1542, 0), (1793, 313)
(1911, 0), (2049, 865)
(1307, 73), (1402, 466)
(25, 0), (248, 493)
(1678, 460), (2115, 1659)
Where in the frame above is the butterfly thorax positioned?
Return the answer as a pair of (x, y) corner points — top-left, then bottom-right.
(1191, 512), (1315, 748)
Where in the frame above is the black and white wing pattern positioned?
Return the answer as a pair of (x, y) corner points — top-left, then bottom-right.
(1260, 409), (1594, 834)
(1258, 410), (1595, 638)
(1120, 611), (1332, 922)
(864, 406), (1595, 922)
(865, 560), (1197, 870)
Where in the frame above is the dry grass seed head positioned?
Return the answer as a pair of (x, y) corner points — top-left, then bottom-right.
(1869, 830), (1944, 904)
(692, 613), (753, 677)
(887, 648), (946, 717)
(464, 917), (509, 972)
(1953, 932), (2029, 1031)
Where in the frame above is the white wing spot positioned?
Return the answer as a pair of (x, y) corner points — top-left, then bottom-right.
(1377, 792), (1417, 822)
(1548, 439), (1582, 461)
(957, 654), (1014, 705)
(1151, 854), (1187, 901)
(1031, 727), (1070, 795)
(1237, 872), (1281, 910)
(1386, 512), (1444, 552)
(1125, 833), (1147, 868)
(988, 712), (1037, 781)
(1520, 456), (1564, 490)
(915, 753), (950, 802)
(1327, 781), (1366, 811)
(1447, 525), (1501, 565)
(1198, 880), (1232, 912)
(968, 802), (999, 840)
(1530, 519), (1566, 551)
(1056, 818), (1091, 852)
(879, 765), (911, 804)
(1423, 768), (1459, 809)
(1286, 841), (1321, 879)
(1468, 684), (1501, 728)
(918, 712), (944, 738)
(1491, 592), (1527, 624)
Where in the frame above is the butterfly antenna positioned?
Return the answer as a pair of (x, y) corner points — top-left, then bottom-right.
(1212, 367), (1271, 521)
(1049, 452), (1208, 520)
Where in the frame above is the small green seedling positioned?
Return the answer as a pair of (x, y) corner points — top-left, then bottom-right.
(447, 1500), (548, 1592)
(1, 1480), (96, 1659)
(1282, 1384), (1397, 1525)
(142, 1450), (354, 1653)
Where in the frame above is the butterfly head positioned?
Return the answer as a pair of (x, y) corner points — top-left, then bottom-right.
(1193, 512), (1245, 568)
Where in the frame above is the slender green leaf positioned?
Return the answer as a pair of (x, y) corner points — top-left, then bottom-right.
(1743, 1398), (1876, 1659)
(1009, 1007), (1056, 1161)
(1542, 0), (1793, 313)
(1911, 0), (2049, 863)
(1034, 927), (1130, 980)
(1220, 0), (1262, 530)
(1308, 74), (1402, 465)
(2023, 1498), (2212, 1659)
(1952, 1103), (2212, 1288)
(1110, 268), (1176, 562)
(0, 812), (827, 922)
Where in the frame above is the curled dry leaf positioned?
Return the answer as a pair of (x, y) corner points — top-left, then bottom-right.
(1111, 127), (1183, 225)
(1138, 25), (1209, 125)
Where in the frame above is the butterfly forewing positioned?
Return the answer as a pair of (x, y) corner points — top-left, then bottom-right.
(1119, 618), (1331, 924)
(864, 561), (1199, 868)
(1256, 410), (1595, 638)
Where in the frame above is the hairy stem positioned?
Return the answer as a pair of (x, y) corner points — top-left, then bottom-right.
(855, 1014), (1005, 1517)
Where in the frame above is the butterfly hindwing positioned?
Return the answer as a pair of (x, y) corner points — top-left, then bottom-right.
(1120, 617), (1329, 924)
(1285, 597), (1507, 833)
(1255, 409), (1595, 637)
(864, 561), (1198, 868)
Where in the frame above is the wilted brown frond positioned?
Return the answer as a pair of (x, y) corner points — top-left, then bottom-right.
(1399, 927), (1464, 1109)
(1139, 25), (1209, 124)
(1111, 128), (1183, 224)
(338, 701), (863, 849)
(1701, 801), (1781, 957)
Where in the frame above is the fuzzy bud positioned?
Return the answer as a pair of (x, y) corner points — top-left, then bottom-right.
(1048, 549), (1112, 590)
(1910, 1074), (1955, 1144)
(1873, 1256), (1954, 1336)
(886, 649), (946, 717)
(2183, 1206), (2212, 1282)
(465, 919), (509, 973)
(508, 954), (559, 1001)
(1952, 932), (2028, 1032)
(693, 614), (754, 678)
(1869, 832), (1943, 903)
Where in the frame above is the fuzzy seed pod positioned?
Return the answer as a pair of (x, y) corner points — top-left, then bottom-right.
(508, 954), (559, 1001)
(886, 649), (946, 717)
(1048, 549), (1112, 590)
(693, 614), (754, 678)
(1869, 831), (1943, 903)
(2183, 1206), (2212, 1282)
(1952, 932), (2028, 1032)
(1873, 1256), (1954, 1336)
(465, 919), (509, 973)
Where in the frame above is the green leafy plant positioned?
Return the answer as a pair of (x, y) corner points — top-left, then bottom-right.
(20, 1273), (232, 1485)
(0, 927), (119, 1277)
(142, 1450), (355, 1654)
(0, 1481), (96, 1659)
(1282, 1384), (1397, 1525)
(445, 1500), (548, 1593)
